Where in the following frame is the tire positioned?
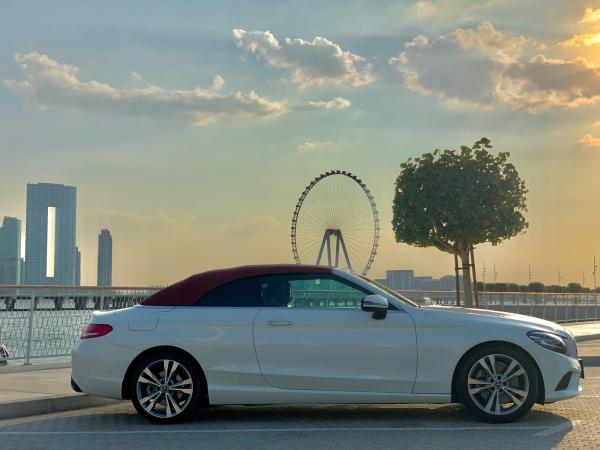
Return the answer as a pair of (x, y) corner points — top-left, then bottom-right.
(457, 344), (539, 423)
(129, 351), (202, 424)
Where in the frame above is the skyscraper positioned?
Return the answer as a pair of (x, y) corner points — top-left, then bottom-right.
(24, 183), (77, 285)
(97, 229), (112, 286)
(75, 247), (81, 286)
(0, 217), (22, 285)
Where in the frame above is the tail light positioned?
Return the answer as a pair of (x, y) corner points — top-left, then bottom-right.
(81, 323), (113, 339)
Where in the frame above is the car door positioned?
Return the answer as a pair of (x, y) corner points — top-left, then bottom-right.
(165, 276), (264, 391)
(253, 274), (417, 393)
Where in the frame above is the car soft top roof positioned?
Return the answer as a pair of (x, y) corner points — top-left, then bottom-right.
(141, 264), (333, 306)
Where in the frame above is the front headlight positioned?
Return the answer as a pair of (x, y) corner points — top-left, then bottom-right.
(527, 331), (568, 355)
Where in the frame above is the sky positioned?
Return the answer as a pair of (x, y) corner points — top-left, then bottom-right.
(1, 0), (600, 287)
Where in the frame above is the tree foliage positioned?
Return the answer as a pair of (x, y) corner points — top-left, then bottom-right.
(527, 282), (545, 292)
(477, 282), (597, 293)
(392, 138), (528, 255)
(392, 138), (528, 306)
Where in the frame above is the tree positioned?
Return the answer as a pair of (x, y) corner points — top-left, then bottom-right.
(528, 281), (545, 292)
(506, 283), (520, 292)
(392, 138), (528, 307)
(566, 282), (583, 293)
(547, 284), (563, 293)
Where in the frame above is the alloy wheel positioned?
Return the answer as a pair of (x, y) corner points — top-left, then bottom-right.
(467, 353), (530, 416)
(135, 359), (194, 419)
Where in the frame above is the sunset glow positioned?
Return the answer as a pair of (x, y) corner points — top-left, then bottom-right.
(1, 1), (600, 287)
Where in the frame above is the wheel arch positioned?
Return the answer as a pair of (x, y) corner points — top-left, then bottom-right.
(450, 340), (546, 405)
(121, 345), (209, 405)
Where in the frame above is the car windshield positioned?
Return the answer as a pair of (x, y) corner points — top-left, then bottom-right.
(354, 273), (419, 307)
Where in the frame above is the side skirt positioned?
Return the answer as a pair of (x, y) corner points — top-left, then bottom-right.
(208, 385), (451, 405)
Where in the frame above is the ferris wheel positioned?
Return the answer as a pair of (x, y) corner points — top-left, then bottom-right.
(291, 170), (380, 275)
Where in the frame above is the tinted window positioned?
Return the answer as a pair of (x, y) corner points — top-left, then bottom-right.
(196, 277), (261, 307)
(260, 274), (369, 309)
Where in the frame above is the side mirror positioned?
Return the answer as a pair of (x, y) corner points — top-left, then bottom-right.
(361, 294), (388, 320)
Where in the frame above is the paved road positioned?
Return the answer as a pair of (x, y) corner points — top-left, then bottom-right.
(2, 342), (600, 450)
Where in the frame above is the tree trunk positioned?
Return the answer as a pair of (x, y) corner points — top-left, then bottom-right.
(460, 251), (474, 307)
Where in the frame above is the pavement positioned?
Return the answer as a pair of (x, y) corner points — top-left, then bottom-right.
(0, 320), (599, 447)
(0, 363), (599, 449)
(564, 320), (600, 341)
(0, 363), (122, 420)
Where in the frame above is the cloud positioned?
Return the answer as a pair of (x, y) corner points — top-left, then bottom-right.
(559, 33), (600, 48)
(496, 55), (600, 110)
(389, 22), (600, 112)
(581, 7), (600, 24)
(307, 97), (350, 109)
(579, 133), (600, 147)
(233, 29), (375, 88)
(559, 7), (600, 47)
(131, 71), (142, 81)
(223, 215), (283, 238)
(4, 52), (287, 126)
(451, 22), (533, 62)
(410, 1), (437, 19)
(297, 140), (331, 151)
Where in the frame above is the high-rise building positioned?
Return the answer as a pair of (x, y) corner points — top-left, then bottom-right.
(75, 247), (81, 286)
(385, 270), (414, 290)
(0, 217), (22, 285)
(97, 229), (112, 286)
(24, 183), (77, 285)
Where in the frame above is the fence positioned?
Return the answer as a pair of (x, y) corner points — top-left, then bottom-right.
(0, 286), (598, 365)
(0, 286), (160, 364)
(397, 290), (600, 323)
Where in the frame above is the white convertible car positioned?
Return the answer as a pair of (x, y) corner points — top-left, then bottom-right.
(71, 264), (583, 424)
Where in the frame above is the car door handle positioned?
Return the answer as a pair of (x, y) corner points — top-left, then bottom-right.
(266, 320), (293, 327)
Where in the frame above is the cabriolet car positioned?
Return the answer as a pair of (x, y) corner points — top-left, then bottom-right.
(71, 264), (582, 424)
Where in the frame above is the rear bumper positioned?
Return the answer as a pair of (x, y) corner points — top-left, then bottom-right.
(71, 337), (138, 400)
(70, 377), (83, 393)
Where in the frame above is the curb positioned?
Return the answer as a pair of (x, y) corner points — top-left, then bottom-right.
(0, 394), (122, 420)
(575, 334), (600, 342)
(0, 362), (71, 374)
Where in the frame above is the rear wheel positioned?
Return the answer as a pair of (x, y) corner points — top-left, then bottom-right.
(130, 351), (202, 424)
(457, 344), (539, 423)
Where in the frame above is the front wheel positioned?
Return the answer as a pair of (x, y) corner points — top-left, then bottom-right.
(130, 351), (202, 424)
(457, 345), (539, 423)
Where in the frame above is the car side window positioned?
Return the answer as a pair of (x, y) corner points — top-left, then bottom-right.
(195, 277), (262, 307)
(260, 275), (368, 309)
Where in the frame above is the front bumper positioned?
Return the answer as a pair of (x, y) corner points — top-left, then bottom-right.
(525, 342), (582, 404)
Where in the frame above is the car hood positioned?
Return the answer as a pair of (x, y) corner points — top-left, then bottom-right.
(419, 305), (569, 336)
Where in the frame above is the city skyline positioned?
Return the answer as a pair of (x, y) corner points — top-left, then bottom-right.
(1, 1), (599, 286)
(0, 180), (598, 287)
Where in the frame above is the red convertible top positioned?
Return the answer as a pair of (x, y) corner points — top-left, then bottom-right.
(141, 264), (332, 307)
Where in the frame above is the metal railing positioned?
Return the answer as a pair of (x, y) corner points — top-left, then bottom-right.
(0, 286), (598, 365)
(397, 290), (600, 323)
(0, 285), (160, 364)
